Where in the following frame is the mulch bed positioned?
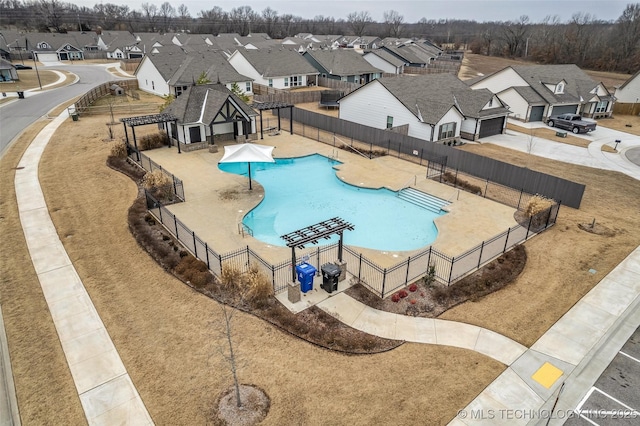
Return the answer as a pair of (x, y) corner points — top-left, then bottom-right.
(346, 245), (527, 318)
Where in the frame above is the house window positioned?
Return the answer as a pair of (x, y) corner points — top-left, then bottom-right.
(386, 116), (393, 129)
(246, 82), (251, 92)
(290, 76), (303, 87)
(555, 83), (565, 94)
(438, 122), (456, 140)
(152, 81), (155, 90)
(284, 77), (289, 87)
(595, 101), (608, 113)
(268, 79), (273, 87)
(175, 86), (183, 96)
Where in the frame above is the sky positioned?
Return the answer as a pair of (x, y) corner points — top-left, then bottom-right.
(84, 0), (631, 24)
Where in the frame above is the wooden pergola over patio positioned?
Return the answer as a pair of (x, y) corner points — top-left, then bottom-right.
(281, 217), (354, 281)
(251, 101), (294, 140)
(120, 113), (178, 156)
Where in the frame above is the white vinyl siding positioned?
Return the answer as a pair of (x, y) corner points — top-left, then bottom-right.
(136, 57), (170, 96)
(434, 108), (464, 139)
(614, 75), (640, 103)
(496, 88), (530, 120)
(363, 53), (400, 74)
(460, 118), (477, 135)
(339, 81), (434, 141)
(470, 68), (529, 93)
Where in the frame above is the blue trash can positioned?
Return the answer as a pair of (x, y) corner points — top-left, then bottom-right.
(296, 263), (316, 293)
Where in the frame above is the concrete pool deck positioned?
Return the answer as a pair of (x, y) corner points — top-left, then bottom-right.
(144, 132), (518, 267)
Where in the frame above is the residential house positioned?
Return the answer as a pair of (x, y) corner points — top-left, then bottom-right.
(303, 49), (383, 84)
(162, 83), (258, 149)
(363, 49), (406, 75)
(28, 33), (86, 61)
(135, 46), (253, 97)
(339, 73), (509, 142)
(468, 64), (614, 121)
(96, 30), (141, 59)
(350, 36), (382, 51)
(381, 43), (440, 68)
(0, 58), (18, 82)
(227, 48), (318, 89)
(614, 70), (640, 113)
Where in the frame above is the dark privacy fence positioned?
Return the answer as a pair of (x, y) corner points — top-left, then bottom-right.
(278, 108), (585, 209)
(144, 190), (559, 298)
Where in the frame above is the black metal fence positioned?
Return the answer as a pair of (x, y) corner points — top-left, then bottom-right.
(144, 188), (559, 298)
(276, 107), (585, 208)
(128, 149), (185, 202)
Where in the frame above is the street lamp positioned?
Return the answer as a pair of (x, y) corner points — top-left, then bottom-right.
(32, 51), (42, 90)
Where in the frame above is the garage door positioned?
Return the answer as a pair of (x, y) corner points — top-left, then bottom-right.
(552, 105), (578, 116)
(479, 117), (505, 138)
(529, 106), (544, 122)
(36, 52), (59, 62)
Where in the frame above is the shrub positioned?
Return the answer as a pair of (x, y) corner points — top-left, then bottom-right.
(242, 264), (273, 305)
(221, 266), (242, 289)
(110, 141), (127, 158)
(139, 131), (168, 150)
(391, 293), (401, 303)
(399, 290), (408, 299)
(525, 195), (553, 217)
(408, 283), (418, 292)
(409, 299), (417, 305)
(143, 170), (172, 199)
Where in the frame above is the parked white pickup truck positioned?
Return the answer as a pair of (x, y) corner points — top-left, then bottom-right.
(546, 113), (597, 134)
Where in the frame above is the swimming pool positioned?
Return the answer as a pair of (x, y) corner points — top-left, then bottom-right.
(218, 154), (445, 251)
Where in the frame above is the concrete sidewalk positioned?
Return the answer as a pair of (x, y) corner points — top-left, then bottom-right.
(13, 110), (153, 425)
(317, 293), (527, 366)
(449, 245), (640, 425)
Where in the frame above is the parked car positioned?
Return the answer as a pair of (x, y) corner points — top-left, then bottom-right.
(13, 63), (32, 70)
(546, 113), (596, 134)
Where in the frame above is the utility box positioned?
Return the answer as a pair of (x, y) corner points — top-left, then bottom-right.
(321, 263), (341, 293)
(296, 263), (316, 293)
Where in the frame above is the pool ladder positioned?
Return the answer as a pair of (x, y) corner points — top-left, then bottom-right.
(238, 223), (254, 238)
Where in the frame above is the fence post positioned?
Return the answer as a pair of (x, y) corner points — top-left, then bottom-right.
(192, 231), (197, 257)
(420, 148), (424, 165)
(517, 188), (524, 210)
(205, 243), (210, 269)
(173, 214), (178, 237)
(158, 204), (163, 222)
(477, 241), (485, 268)
(526, 215), (533, 239)
(427, 246), (432, 271)
(387, 139), (390, 155)
(544, 206), (553, 229)
(381, 268), (387, 298)
(246, 245), (250, 268)
(358, 253), (362, 282)
(405, 256), (411, 284)
(317, 127), (319, 141)
(316, 246), (320, 271)
(271, 265), (276, 291)
(448, 257), (455, 285)
(218, 253), (223, 274)
(503, 228), (511, 252)
(454, 168), (458, 188)
(173, 178), (177, 196)
(484, 178), (489, 198)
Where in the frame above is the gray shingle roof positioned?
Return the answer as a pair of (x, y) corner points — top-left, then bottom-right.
(373, 73), (508, 124)
(618, 70), (640, 90)
(164, 83), (257, 124)
(234, 49), (318, 77)
(304, 49), (382, 76)
(365, 49), (406, 67)
(510, 64), (601, 105)
(143, 48), (251, 85)
(511, 86), (546, 104)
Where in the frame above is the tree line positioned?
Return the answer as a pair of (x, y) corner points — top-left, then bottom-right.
(1, 1), (638, 73)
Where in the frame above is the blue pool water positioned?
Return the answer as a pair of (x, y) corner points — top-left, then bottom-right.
(218, 154), (445, 251)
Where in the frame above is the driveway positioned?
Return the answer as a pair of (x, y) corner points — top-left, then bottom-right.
(482, 120), (640, 181)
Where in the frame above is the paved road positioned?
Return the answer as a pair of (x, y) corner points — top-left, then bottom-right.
(0, 63), (126, 156)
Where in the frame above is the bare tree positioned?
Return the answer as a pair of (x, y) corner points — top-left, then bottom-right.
(218, 304), (243, 408)
(261, 7), (278, 38)
(158, 2), (175, 33)
(615, 3), (640, 69)
(383, 10), (404, 37)
(176, 4), (190, 31)
(499, 15), (530, 57)
(347, 11), (372, 36)
(141, 2), (158, 32)
(229, 5), (257, 35)
(38, 0), (65, 32)
(197, 6), (227, 34)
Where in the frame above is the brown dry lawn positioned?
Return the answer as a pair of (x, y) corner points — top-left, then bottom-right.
(598, 114), (640, 136)
(1, 112), (504, 424)
(1, 69), (64, 92)
(3, 60), (639, 423)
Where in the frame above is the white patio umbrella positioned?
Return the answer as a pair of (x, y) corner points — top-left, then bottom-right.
(219, 143), (275, 190)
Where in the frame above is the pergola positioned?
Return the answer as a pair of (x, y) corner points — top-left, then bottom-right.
(120, 113), (178, 157)
(280, 217), (354, 282)
(251, 101), (294, 140)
